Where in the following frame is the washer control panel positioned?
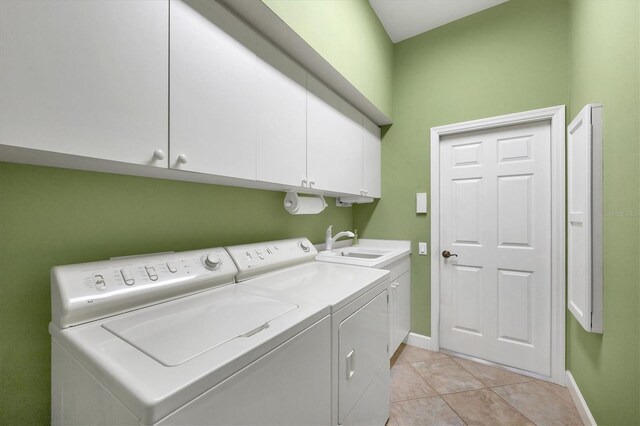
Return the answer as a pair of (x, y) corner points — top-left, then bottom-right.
(51, 248), (237, 328)
(226, 238), (317, 282)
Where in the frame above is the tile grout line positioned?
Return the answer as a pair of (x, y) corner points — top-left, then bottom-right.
(445, 357), (540, 425)
(408, 355), (488, 396)
(438, 393), (470, 426)
(391, 394), (442, 404)
(486, 387), (539, 425)
(396, 350), (468, 425)
(450, 355), (536, 387)
(396, 347), (579, 426)
(405, 359), (441, 396)
(530, 380), (580, 410)
(405, 353), (470, 425)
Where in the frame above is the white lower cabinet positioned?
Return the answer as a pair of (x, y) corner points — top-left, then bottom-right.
(0, 0), (168, 167)
(387, 256), (411, 355)
(391, 271), (411, 352)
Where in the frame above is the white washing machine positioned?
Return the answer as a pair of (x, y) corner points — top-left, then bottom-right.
(49, 246), (332, 425)
(226, 239), (391, 426)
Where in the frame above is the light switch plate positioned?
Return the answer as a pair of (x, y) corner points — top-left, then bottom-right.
(418, 242), (427, 255)
(416, 193), (427, 214)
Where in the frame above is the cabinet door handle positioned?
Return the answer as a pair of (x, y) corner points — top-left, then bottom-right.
(176, 154), (188, 165)
(309, 180), (315, 187)
(346, 349), (356, 381)
(391, 282), (399, 289)
(301, 178), (308, 187)
(152, 149), (165, 161)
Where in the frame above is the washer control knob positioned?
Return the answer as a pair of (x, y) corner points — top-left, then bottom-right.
(298, 241), (310, 252)
(203, 254), (222, 271)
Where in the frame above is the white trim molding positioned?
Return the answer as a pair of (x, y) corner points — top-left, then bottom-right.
(404, 332), (435, 351)
(566, 371), (597, 426)
(429, 105), (566, 384)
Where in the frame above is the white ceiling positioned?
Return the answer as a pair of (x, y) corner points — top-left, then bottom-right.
(369, 0), (509, 43)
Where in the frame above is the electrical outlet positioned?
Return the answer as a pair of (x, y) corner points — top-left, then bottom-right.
(418, 242), (427, 255)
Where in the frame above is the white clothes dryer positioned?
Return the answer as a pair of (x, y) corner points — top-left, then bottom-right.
(50, 245), (332, 425)
(226, 239), (391, 426)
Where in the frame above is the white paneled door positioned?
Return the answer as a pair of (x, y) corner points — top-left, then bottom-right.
(439, 121), (552, 376)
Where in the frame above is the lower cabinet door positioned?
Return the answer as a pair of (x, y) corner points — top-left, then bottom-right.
(393, 272), (411, 352)
(338, 290), (389, 425)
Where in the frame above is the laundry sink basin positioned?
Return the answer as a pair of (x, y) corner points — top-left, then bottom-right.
(316, 240), (411, 269)
(341, 252), (383, 259)
(320, 247), (391, 259)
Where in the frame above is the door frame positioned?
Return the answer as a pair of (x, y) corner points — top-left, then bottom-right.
(429, 105), (566, 384)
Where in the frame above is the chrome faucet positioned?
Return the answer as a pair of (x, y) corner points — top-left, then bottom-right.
(325, 225), (355, 251)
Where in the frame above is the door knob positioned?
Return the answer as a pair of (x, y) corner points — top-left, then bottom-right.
(442, 250), (458, 258)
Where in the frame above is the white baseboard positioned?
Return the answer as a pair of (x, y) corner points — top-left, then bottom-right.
(566, 371), (597, 426)
(404, 332), (435, 351)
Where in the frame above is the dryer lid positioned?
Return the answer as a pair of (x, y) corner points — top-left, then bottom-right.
(102, 288), (297, 366)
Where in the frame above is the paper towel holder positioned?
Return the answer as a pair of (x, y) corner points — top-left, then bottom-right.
(284, 191), (327, 215)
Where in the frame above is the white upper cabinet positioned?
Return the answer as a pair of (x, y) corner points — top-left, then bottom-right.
(170, 0), (258, 179)
(362, 118), (382, 198)
(0, 0), (382, 199)
(0, 0), (169, 167)
(254, 41), (307, 187)
(307, 76), (364, 195)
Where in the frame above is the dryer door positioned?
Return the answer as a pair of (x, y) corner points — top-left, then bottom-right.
(338, 289), (389, 424)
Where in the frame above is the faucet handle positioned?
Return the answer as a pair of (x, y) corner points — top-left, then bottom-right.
(326, 225), (333, 236)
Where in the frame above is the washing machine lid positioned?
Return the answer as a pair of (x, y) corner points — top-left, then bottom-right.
(238, 262), (390, 313)
(51, 284), (329, 425)
(102, 289), (297, 367)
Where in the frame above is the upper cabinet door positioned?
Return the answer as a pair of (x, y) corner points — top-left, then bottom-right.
(307, 76), (363, 195)
(254, 41), (307, 187)
(362, 117), (382, 198)
(170, 0), (257, 179)
(0, 0), (169, 167)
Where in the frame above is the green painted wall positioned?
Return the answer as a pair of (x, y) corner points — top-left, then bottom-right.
(354, 0), (570, 335)
(0, 162), (352, 424)
(262, 0), (393, 119)
(566, 1), (640, 424)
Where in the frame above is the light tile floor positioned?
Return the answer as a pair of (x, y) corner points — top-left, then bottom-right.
(389, 344), (583, 426)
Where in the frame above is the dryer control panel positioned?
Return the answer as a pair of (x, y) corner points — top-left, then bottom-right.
(51, 248), (237, 328)
(227, 238), (317, 282)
